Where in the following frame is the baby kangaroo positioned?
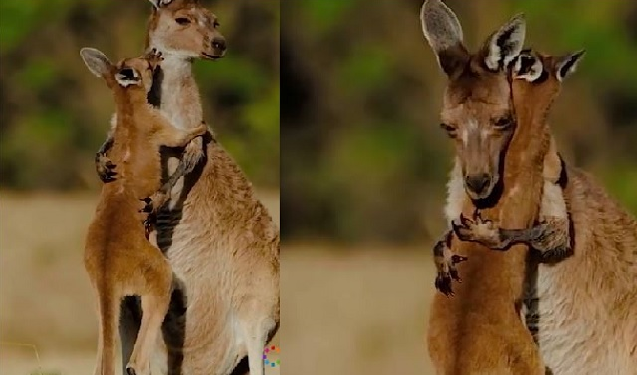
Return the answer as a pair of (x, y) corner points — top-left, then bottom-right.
(433, 49), (582, 296)
(453, 50), (582, 254)
(80, 48), (207, 375)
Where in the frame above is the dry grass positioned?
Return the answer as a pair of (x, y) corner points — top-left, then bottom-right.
(0, 192), (437, 375)
(0, 191), (280, 375)
(282, 244), (436, 375)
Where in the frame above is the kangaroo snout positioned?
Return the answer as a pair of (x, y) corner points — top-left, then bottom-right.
(465, 173), (492, 198)
(211, 35), (227, 56)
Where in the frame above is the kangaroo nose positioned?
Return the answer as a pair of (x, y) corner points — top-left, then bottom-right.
(465, 174), (491, 195)
(212, 36), (226, 54)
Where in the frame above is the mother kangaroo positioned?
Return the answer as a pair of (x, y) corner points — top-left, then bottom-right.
(421, 1), (637, 374)
(93, 1), (279, 375)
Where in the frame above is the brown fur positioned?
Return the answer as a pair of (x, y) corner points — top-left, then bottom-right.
(80, 49), (207, 375)
(427, 62), (547, 375)
(448, 51), (637, 374)
(421, 1), (544, 373)
(91, 1), (279, 374)
(96, 0), (226, 179)
(534, 163), (637, 374)
(451, 52), (577, 261)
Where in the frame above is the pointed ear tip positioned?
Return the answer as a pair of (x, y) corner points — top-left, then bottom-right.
(422, 0), (446, 12)
(79, 47), (93, 56)
(510, 13), (526, 22)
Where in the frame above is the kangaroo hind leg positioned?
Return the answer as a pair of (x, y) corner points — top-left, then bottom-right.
(93, 287), (120, 375)
(126, 253), (173, 375)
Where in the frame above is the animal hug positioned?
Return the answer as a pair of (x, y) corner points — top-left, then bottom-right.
(73, 0), (634, 374)
(421, 0), (636, 374)
(80, 1), (279, 375)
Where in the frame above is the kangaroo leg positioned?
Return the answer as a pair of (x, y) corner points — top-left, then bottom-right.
(127, 256), (173, 375)
(127, 293), (172, 375)
(93, 288), (119, 375)
(92, 297), (104, 375)
(240, 317), (278, 375)
(119, 297), (142, 375)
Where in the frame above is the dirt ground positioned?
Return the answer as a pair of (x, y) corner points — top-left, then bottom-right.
(0, 193), (437, 375)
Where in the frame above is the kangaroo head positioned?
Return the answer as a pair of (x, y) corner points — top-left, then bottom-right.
(420, 0), (526, 202)
(146, 0), (226, 60)
(80, 48), (163, 95)
(510, 49), (585, 118)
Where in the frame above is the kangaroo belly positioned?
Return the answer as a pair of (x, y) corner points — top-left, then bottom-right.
(151, 192), (275, 375)
(536, 265), (635, 374)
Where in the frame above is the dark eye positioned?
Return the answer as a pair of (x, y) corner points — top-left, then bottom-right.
(440, 123), (458, 138)
(118, 68), (136, 79)
(494, 117), (513, 130)
(213, 21), (220, 28)
(175, 17), (191, 25)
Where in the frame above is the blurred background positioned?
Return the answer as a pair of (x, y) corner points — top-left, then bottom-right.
(0, 0), (279, 374)
(3, 0), (637, 374)
(281, 0), (637, 374)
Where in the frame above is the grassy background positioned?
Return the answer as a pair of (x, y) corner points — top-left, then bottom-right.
(281, 0), (637, 244)
(0, 0), (280, 190)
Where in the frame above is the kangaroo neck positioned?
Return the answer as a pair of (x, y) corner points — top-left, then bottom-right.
(150, 55), (203, 130)
(505, 105), (551, 181)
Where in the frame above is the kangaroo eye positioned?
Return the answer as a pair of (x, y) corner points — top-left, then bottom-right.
(440, 123), (458, 138)
(494, 117), (513, 130)
(175, 17), (191, 25)
(213, 21), (220, 28)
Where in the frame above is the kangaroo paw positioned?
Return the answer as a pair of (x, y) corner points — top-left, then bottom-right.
(435, 271), (455, 297)
(139, 197), (153, 213)
(433, 236), (468, 297)
(452, 211), (510, 250)
(95, 153), (117, 183)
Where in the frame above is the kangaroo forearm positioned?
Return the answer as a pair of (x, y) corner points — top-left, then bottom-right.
(95, 132), (117, 183)
(499, 217), (572, 262)
(431, 229), (468, 296)
(159, 161), (188, 195)
(432, 231), (451, 271)
(158, 123), (207, 148)
(180, 136), (205, 174)
(97, 134), (114, 156)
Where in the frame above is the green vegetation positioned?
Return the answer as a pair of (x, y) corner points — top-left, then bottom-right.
(0, 0), (279, 190)
(282, 0), (637, 243)
(1, 0), (635, 244)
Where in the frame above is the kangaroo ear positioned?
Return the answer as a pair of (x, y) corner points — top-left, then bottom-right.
(555, 50), (585, 81)
(115, 67), (141, 87)
(420, 0), (469, 78)
(80, 47), (112, 78)
(512, 51), (543, 82)
(482, 14), (526, 71)
(149, 0), (198, 9)
(148, 0), (174, 9)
